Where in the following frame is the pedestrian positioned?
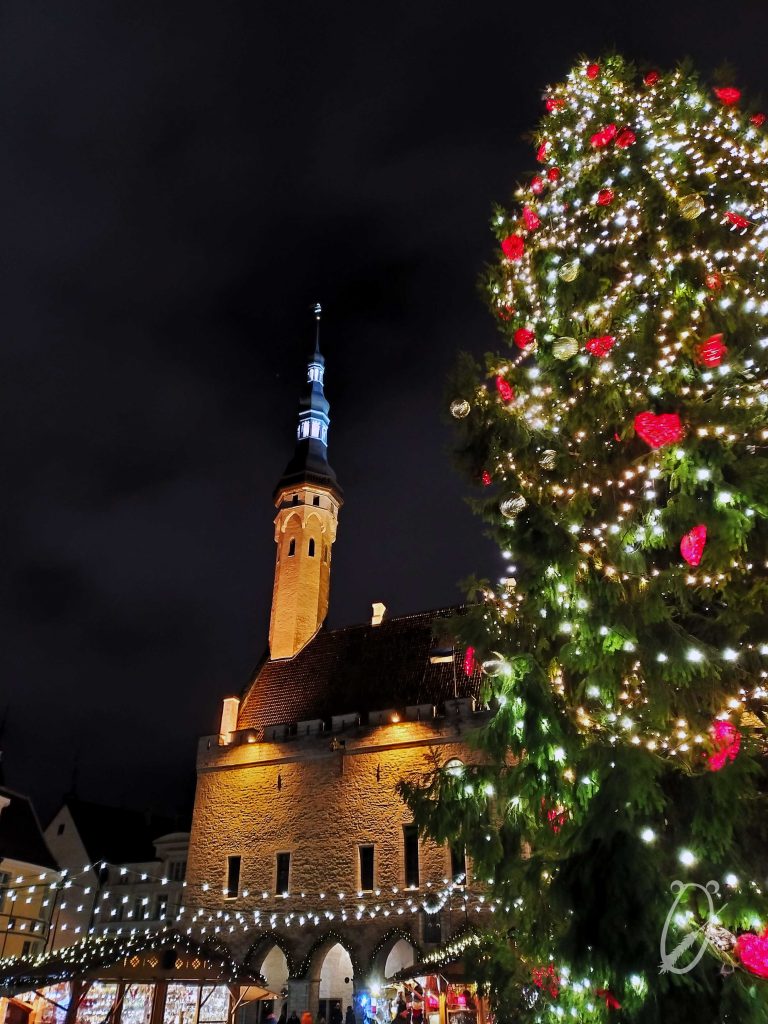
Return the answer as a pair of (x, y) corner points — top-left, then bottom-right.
(277, 1008), (287, 1024)
(345, 1007), (356, 1024)
(288, 1013), (300, 1024)
(301, 1011), (313, 1024)
(330, 1004), (343, 1024)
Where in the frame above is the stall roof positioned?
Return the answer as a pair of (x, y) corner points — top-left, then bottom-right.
(0, 931), (258, 995)
(391, 931), (482, 983)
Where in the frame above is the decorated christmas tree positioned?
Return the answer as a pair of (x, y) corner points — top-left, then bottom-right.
(400, 56), (768, 1022)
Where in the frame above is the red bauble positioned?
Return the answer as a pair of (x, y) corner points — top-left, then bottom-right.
(586, 62), (600, 80)
(726, 211), (750, 229)
(714, 86), (741, 106)
(591, 123), (617, 148)
(546, 97), (565, 113)
(705, 271), (724, 291)
(585, 335), (615, 357)
(514, 327), (536, 350)
(736, 928), (768, 979)
(547, 166), (561, 182)
(615, 127), (637, 148)
(531, 175), (545, 195)
(596, 188), (614, 206)
(708, 719), (741, 772)
(751, 112), (766, 126)
(495, 375), (515, 403)
(501, 234), (525, 260)
(537, 141), (551, 162)
(680, 524), (707, 567)
(694, 333), (728, 367)
(634, 411), (684, 449)
(643, 70), (660, 86)
(522, 206), (541, 231)
(481, 470), (492, 487)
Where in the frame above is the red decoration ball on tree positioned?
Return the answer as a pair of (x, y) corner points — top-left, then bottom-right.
(547, 167), (561, 182)
(705, 271), (724, 291)
(495, 375), (515, 403)
(522, 206), (541, 231)
(514, 327), (536, 350)
(481, 470), (492, 487)
(680, 524), (707, 566)
(585, 62), (600, 80)
(694, 333), (728, 367)
(537, 141), (551, 162)
(714, 86), (741, 106)
(708, 719), (741, 772)
(643, 70), (660, 86)
(751, 112), (766, 126)
(591, 124), (617, 148)
(585, 335), (615, 357)
(615, 127), (637, 148)
(596, 188), (614, 206)
(501, 234), (525, 261)
(531, 175), (545, 195)
(545, 97), (565, 113)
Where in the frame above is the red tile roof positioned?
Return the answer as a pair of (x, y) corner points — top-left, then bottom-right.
(237, 607), (481, 731)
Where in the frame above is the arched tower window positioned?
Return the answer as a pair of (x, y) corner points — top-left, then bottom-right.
(308, 538), (316, 557)
(288, 538), (296, 556)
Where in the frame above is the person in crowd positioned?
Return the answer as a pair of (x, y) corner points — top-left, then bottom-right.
(344, 1006), (356, 1024)
(277, 1007), (287, 1024)
(300, 1011), (313, 1024)
(287, 1013), (300, 1024)
(329, 1003), (343, 1024)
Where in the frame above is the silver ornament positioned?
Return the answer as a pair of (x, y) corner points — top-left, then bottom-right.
(552, 336), (579, 360)
(679, 194), (706, 220)
(558, 259), (580, 282)
(500, 494), (527, 520)
(450, 399), (471, 419)
(539, 449), (557, 470)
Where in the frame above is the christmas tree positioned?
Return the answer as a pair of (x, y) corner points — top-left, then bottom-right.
(400, 56), (768, 1022)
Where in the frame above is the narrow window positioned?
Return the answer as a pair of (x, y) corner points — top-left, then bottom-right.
(450, 845), (466, 885)
(288, 538), (296, 556)
(403, 825), (419, 888)
(323, 546), (328, 563)
(156, 893), (168, 919)
(276, 852), (291, 894)
(313, 496), (320, 506)
(359, 845), (374, 892)
(225, 855), (241, 898)
(57, 822), (65, 835)
(423, 912), (441, 943)
(308, 538), (316, 557)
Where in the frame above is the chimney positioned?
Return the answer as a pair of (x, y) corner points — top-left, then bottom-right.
(219, 697), (240, 745)
(371, 602), (386, 627)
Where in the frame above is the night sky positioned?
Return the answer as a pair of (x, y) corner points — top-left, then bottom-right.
(3, 0), (768, 822)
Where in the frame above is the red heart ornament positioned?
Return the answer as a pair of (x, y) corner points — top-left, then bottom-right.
(680, 524), (707, 566)
(736, 927), (768, 978)
(634, 412), (683, 449)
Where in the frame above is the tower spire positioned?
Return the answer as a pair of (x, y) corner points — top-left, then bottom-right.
(268, 308), (343, 660)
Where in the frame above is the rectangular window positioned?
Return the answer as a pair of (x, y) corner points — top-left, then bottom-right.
(225, 855), (241, 899)
(276, 852), (291, 894)
(359, 845), (374, 892)
(403, 825), (419, 888)
(155, 893), (168, 920)
(169, 860), (186, 882)
(450, 845), (466, 884)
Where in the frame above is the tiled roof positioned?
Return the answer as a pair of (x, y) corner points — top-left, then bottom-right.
(237, 607), (481, 731)
(0, 787), (58, 871)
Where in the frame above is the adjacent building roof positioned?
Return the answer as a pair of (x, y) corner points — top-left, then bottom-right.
(0, 787), (58, 871)
(61, 798), (183, 864)
(237, 607), (482, 731)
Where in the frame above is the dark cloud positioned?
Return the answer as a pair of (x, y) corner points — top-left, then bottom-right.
(2, 0), (768, 818)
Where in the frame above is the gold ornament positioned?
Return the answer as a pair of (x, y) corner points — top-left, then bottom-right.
(500, 494), (527, 520)
(450, 399), (471, 419)
(552, 336), (579, 360)
(679, 194), (706, 220)
(558, 259), (580, 282)
(539, 449), (557, 470)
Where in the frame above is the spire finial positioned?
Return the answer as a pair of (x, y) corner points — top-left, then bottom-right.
(313, 302), (322, 356)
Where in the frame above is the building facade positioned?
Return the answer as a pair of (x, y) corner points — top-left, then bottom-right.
(185, 323), (487, 1019)
(44, 800), (188, 949)
(0, 788), (61, 959)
